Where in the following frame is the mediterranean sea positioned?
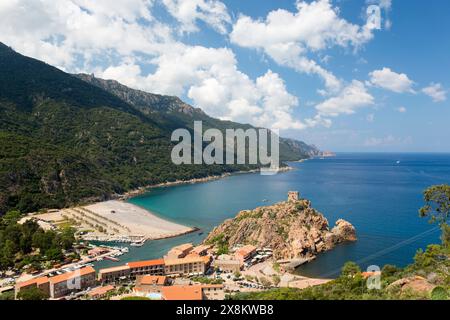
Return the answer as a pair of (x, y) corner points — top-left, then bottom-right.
(94, 153), (449, 278)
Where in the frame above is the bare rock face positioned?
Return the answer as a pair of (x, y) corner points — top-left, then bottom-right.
(387, 276), (436, 295)
(204, 195), (357, 260)
(331, 219), (357, 242)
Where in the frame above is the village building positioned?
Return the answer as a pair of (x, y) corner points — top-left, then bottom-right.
(164, 256), (206, 276)
(165, 243), (194, 259)
(190, 244), (212, 256)
(234, 245), (257, 264)
(161, 284), (224, 300)
(133, 275), (168, 295)
(213, 255), (242, 273)
(15, 276), (50, 298)
(49, 266), (96, 299)
(127, 259), (165, 278)
(98, 265), (131, 284)
(87, 285), (115, 300)
(202, 284), (225, 300)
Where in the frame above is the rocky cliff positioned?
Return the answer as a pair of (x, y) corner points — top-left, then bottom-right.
(204, 193), (356, 260)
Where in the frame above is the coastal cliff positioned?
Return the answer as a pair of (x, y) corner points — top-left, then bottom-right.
(204, 192), (356, 260)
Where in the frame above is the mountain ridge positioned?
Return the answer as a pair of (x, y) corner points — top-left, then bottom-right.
(0, 42), (321, 215)
(75, 73), (322, 160)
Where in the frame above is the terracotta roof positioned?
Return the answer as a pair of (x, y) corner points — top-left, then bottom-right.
(139, 275), (167, 286)
(127, 259), (165, 269)
(49, 266), (95, 284)
(99, 265), (130, 274)
(235, 245), (256, 257)
(88, 285), (115, 297)
(17, 276), (49, 288)
(161, 285), (203, 300)
(164, 256), (205, 266)
(191, 245), (211, 254)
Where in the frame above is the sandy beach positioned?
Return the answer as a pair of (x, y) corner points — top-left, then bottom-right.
(83, 200), (195, 240)
(31, 200), (196, 242)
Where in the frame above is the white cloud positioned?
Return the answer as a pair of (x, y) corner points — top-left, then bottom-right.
(230, 0), (378, 93)
(0, 0), (172, 70)
(98, 47), (311, 130)
(397, 106), (407, 113)
(162, 0), (231, 34)
(315, 81), (374, 117)
(0, 0), (376, 132)
(368, 67), (414, 93)
(422, 83), (447, 102)
(0, 0), (321, 131)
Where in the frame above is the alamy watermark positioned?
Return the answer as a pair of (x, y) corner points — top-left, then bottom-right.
(171, 121), (280, 175)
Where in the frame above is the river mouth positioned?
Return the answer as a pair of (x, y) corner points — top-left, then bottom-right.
(95, 153), (445, 277)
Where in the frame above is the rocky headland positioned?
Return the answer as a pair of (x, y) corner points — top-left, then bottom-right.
(204, 191), (356, 261)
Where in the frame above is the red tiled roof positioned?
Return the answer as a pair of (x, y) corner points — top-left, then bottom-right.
(235, 245), (256, 257)
(17, 276), (49, 289)
(99, 265), (130, 274)
(161, 285), (203, 300)
(140, 275), (167, 286)
(49, 266), (95, 284)
(88, 285), (115, 297)
(127, 259), (165, 269)
(191, 245), (211, 254)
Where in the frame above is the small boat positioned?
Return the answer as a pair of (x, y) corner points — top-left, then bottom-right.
(262, 199), (268, 202)
(396, 161), (401, 164)
(198, 232), (204, 236)
(104, 256), (120, 262)
(130, 239), (145, 247)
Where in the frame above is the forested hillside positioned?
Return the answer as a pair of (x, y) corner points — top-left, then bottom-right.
(0, 43), (319, 215)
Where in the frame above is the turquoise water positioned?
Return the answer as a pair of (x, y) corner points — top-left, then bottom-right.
(94, 153), (449, 278)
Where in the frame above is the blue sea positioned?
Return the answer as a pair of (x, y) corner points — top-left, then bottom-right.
(94, 153), (450, 278)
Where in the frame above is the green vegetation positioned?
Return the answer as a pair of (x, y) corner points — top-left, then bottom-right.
(16, 286), (49, 300)
(206, 233), (229, 255)
(0, 210), (76, 271)
(233, 244), (449, 300)
(191, 276), (224, 285)
(419, 184), (450, 246)
(0, 291), (14, 300)
(120, 296), (151, 300)
(232, 185), (450, 300)
(0, 43), (318, 216)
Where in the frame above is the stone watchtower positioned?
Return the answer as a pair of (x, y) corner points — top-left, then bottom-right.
(288, 191), (299, 202)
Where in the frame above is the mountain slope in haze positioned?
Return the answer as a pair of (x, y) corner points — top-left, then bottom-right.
(0, 42), (320, 215)
(76, 73), (321, 160)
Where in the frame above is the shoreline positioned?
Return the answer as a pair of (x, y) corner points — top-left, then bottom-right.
(34, 164), (298, 244)
(119, 165), (295, 200)
(86, 166), (296, 243)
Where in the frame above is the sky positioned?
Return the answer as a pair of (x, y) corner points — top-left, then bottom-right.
(0, 0), (449, 152)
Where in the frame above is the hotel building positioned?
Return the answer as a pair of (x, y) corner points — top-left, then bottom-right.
(98, 265), (131, 284)
(15, 276), (50, 298)
(164, 256), (206, 276)
(49, 266), (96, 298)
(127, 259), (165, 278)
